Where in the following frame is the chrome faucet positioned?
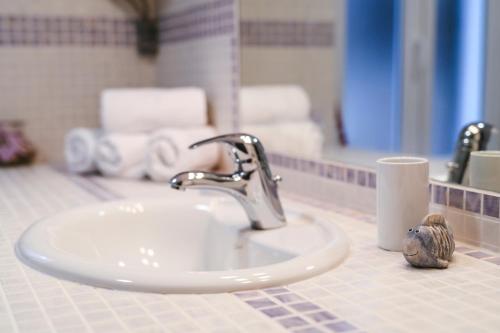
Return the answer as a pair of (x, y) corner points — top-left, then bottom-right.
(169, 133), (287, 230)
(447, 121), (495, 184)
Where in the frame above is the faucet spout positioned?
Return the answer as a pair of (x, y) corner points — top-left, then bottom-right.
(168, 133), (287, 230)
(170, 171), (244, 192)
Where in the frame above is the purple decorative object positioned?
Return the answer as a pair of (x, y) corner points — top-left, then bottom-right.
(278, 316), (309, 329)
(433, 185), (448, 205)
(0, 121), (36, 166)
(465, 191), (482, 214)
(289, 302), (321, 312)
(245, 298), (276, 309)
(483, 195), (500, 218)
(324, 321), (356, 332)
(274, 293), (304, 303)
(261, 307), (291, 318)
(307, 311), (337, 323)
(448, 188), (464, 209)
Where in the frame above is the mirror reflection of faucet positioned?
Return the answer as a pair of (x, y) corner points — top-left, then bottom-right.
(170, 133), (287, 230)
(446, 121), (497, 185)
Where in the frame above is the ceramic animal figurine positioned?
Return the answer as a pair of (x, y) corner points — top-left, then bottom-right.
(402, 213), (455, 268)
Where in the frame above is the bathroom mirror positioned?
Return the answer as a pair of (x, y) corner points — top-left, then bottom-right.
(239, 0), (500, 194)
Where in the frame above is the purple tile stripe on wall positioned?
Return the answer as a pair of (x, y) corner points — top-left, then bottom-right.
(465, 191), (481, 214)
(433, 185), (448, 205)
(357, 170), (367, 187)
(483, 195), (500, 218)
(368, 172), (376, 188)
(240, 21), (334, 47)
(0, 16), (135, 47)
(448, 188), (464, 209)
(346, 169), (356, 184)
(268, 153), (375, 191)
(159, 0), (234, 44)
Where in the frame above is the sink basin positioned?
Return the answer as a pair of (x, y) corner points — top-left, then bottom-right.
(16, 194), (349, 293)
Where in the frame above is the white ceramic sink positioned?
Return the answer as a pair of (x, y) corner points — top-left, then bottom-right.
(16, 194), (349, 293)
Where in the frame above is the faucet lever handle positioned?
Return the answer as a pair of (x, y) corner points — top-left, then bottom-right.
(190, 133), (264, 161)
(189, 133), (257, 149)
(189, 133), (274, 175)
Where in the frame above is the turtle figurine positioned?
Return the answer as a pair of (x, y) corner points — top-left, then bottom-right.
(403, 213), (455, 268)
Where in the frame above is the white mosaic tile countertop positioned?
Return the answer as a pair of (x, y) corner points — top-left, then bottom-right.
(1, 166), (500, 333)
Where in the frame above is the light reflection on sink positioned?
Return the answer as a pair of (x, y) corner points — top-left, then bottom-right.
(16, 195), (349, 293)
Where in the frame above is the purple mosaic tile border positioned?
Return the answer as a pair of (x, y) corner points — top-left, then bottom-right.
(268, 152), (376, 191)
(431, 181), (500, 220)
(0, 16), (135, 47)
(159, 0), (235, 44)
(0, 0), (236, 47)
(235, 287), (357, 332)
(240, 21), (334, 47)
(268, 153), (500, 222)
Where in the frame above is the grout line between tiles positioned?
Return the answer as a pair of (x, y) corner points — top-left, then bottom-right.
(130, 295), (173, 331)
(26, 170), (96, 333)
(0, 182), (57, 333)
(92, 292), (134, 333)
(0, 279), (19, 333)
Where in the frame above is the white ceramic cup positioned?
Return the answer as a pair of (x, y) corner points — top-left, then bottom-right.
(469, 151), (500, 193)
(376, 157), (429, 251)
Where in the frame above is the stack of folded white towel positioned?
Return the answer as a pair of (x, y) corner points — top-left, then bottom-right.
(240, 85), (324, 158)
(64, 87), (221, 181)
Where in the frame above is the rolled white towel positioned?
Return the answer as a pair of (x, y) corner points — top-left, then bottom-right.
(64, 128), (101, 173)
(95, 134), (148, 179)
(146, 127), (220, 182)
(242, 121), (324, 159)
(240, 85), (311, 124)
(101, 87), (208, 133)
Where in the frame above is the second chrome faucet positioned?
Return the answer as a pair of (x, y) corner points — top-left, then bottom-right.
(169, 133), (287, 230)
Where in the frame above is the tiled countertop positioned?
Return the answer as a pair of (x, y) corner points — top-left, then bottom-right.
(1, 166), (500, 333)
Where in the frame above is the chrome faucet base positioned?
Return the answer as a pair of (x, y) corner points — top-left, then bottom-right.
(169, 133), (286, 230)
